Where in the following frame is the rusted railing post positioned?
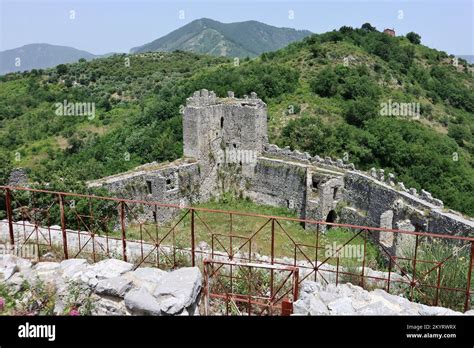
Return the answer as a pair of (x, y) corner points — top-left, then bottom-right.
(5, 188), (15, 246)
(58, 194), (69, 259)
(410, 235), (419, 301)
(281, 299), (293, 316)
(248, 264), (252, 315)
(386, 257), (393, 293)
(120, 201), (127, 262)
(191, 208), (195, 267)
(314, 223), (320, 282)
(465, 241), (474, 312)
(434, 265), (442, 306)
(203, 260), (209, 315)
(270, 218), (275, 300)
(293, 267), (299, 301)
(360, 230), (367, 288)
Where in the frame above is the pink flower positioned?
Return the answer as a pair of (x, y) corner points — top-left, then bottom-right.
(0, 297), (5, 312)
(69, 308), (80, 316)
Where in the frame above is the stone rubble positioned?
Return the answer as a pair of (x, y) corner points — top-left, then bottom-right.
(1, 255), (471, 316)
(0, 255), (202, 316)
(293, 281), (473, 316)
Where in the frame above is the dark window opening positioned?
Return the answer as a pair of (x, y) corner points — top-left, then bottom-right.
(312, 178), (319, 190)
(414, 223), (424, 232)
(165, 177), (175, 191)
(220, 117), (224, 128)
(326, 210), (337, 229)
(146, 180), (152, 194)
(233, 143), (236, 148)
(333, 187), (338, 199)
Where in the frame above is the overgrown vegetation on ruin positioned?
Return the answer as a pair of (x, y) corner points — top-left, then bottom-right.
(399, 239), (473, 312)
(116, 196), (382, 268)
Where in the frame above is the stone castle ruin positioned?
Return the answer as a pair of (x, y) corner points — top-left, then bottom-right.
(89, 89), (474, 254)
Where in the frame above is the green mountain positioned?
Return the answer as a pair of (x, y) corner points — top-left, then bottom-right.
(130, 18), (312, 57)
(0, 43), (96, 75)
(1, 24), (473, 216)
(457, 55), (474, 64)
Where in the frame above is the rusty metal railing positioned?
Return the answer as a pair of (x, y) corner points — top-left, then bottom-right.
(203, 259), (299, 315)
(1, 185), (473, 313)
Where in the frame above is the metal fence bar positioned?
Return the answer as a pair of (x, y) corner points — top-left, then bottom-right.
(465, 241), (474, 312)
(5, 188), (15, 246)
(2, 185), (472, 242)
(58, 193), (69, 259)
(191, 208), (195, 267)
(1, 185), (473, 313)
(119, 201), (127, 262)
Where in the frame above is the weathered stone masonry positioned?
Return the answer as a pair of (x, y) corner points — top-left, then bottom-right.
(88, 89), (474, 253)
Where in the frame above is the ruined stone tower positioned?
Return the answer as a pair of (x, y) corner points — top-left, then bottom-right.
(183, 89), (268, 163)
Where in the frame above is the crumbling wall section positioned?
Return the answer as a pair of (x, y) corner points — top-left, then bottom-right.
(246, 158), (307, 216)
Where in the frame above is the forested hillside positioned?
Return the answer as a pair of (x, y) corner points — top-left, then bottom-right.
(131, 18), (312, 57)
(1, 24), (473, 215)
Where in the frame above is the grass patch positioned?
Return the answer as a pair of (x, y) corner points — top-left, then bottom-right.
(116, 196), (382, 268)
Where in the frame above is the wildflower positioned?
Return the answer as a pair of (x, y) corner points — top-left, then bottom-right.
(69, 308), (80, 316)
(0, 297), (5, 312)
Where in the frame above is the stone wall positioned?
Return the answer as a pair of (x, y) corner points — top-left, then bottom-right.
(87, 90), (474, 249)
(89, 159), (203, 223)
(245, 158), (307, 216)
(343, 171), (474, 239)
(8, 168), (28, 186)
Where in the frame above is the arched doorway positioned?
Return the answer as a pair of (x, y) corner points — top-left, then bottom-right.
(326, 210), (337, 229)
(413, 223), (424, 232)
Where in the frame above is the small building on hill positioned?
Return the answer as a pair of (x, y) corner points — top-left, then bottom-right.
(383, 28), (396, 37)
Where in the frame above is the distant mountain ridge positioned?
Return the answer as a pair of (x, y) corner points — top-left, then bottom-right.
(130, 18), (312, 57)
(1, 19), (311, 75)
(457, 55), (474, 64)
(0, 43), (97, 75)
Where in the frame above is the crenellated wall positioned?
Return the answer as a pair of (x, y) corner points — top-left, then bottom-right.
(87, 90), (474, 251)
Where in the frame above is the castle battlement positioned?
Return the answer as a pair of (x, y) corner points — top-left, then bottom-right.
(186, 89), (266, 107)
(185, 89), (218, 107)
(185, 89), (265, 108)
(88, 90), (474, 249)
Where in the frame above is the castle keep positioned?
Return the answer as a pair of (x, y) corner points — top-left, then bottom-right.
(89, 89), (474, 253)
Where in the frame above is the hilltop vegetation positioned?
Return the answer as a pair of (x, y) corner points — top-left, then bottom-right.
(1, 24), (473, 216)
(131, 18), (312, 57)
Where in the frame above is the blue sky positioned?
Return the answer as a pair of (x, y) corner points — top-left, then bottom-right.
(1, 0), (473, 55)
